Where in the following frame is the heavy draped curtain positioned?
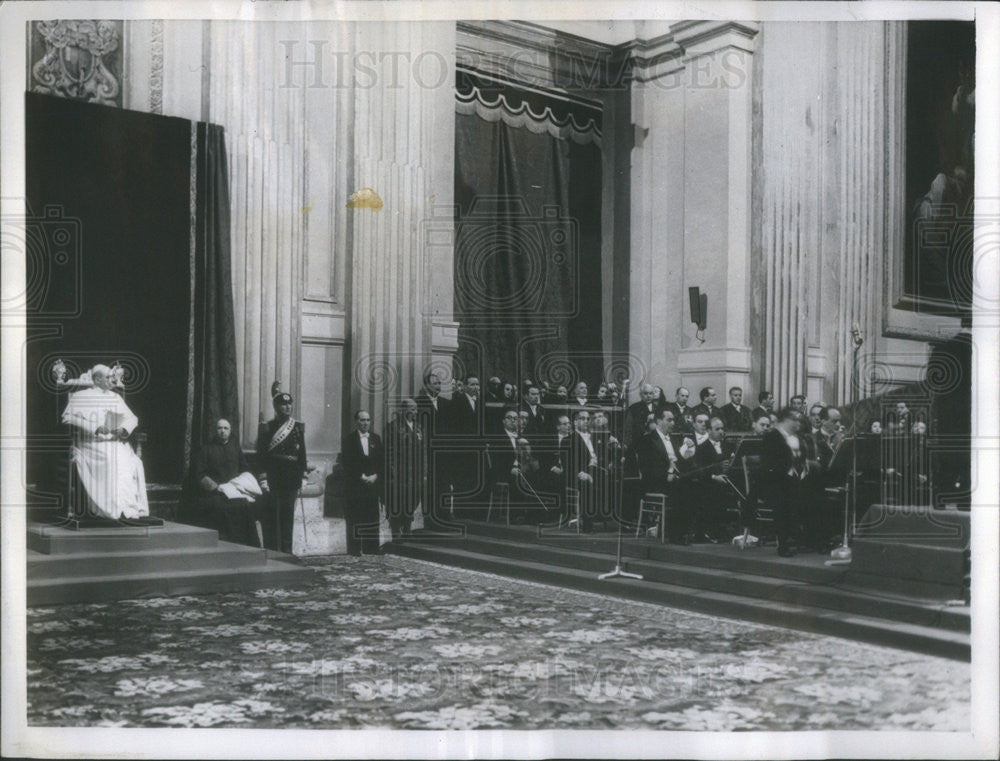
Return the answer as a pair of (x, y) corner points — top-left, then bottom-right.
(454, 75), (604, 389)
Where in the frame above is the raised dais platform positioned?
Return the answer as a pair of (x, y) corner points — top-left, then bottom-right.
(27, 520), (316, 606)
(386, 518), (969, 661)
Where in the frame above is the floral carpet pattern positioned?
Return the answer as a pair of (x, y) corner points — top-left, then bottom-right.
(27, 556), (969, 730)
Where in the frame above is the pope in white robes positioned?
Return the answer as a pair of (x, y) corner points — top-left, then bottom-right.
(61, 365), (149, 519)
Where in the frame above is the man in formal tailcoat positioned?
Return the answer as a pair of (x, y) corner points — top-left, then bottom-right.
(636, 408), (696, 543)
(256, 387), (307, 554)
(691, 416), (735, 542)
(416, 372), (449, 528)
(447, 376), (485, 513)
(565, 409), (603, 532)
(342, 409), (384, 555)
(385, 399), (425, 539)
(760, 406), (806, 556)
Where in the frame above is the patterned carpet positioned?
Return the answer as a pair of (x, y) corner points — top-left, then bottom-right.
(27, 555), (969, 730)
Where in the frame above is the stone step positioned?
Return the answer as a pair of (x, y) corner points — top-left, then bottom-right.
(460, 521), (846, 585)
(412, 533), (969, 633)
(27, 520), (218, 555)
(26, 558), (317, 606)
(27, 542), (268, 580)
(385, 541), (969, 662)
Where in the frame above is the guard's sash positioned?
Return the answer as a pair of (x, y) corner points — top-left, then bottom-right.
(267, 417), (297, 452)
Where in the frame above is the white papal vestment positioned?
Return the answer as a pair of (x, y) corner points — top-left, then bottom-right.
(61, 387), (150, 519)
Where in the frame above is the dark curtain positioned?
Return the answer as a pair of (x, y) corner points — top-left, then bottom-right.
(454, 110), (603, 387)
(25, 93), (239, 504)
(25, 92), (191, 489)
(190, 122), (240, 459)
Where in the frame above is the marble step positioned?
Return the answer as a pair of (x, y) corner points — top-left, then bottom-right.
(405, 533), (969, 633)
(385, 541), (969, 662)
(459, 521), (846, 585)
(27, 542), (269, 580)
(27, 520), (219, 555)
(26, 558), (316, 606)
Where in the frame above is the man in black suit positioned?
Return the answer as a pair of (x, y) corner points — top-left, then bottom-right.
(692, 416), (735, 542)
(416, 371), (449, 528)
(664, 386), (694, 434)
(256, 388), (307, 554)
(692, 386), (720, 422)
(447, 376), (484, 513)
(625, 383), (658, 449)
(519, 385), (547, 441)
(564, 409), (601, 532)
(720, 386), (752, 433)
(385, 399), (425, 539)
(760, 406), (806, 556)
(570, 381), (591, 411)
(194, 418), (260, 547)
(636, 408), (696, 543)
(537, 413), (573, 521)
(789, 394), (807, 416)
(752, 390), (775, 421)
(342, 409), (384, 555)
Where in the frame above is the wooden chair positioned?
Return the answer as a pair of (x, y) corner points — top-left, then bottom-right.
(565, 487), (581, 533)
(636, 492), (667, 542)
(486, 481), (510, 526)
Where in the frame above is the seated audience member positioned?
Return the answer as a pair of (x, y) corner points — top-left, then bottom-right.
(692, 386), (720, 421)
(519, 385), (547, 441)
(555, 385), (569, 405)
(665, 386), (694, 434)
(691, 416), (735, 542)
(502, 382), (518, 405)
(596, 383), (611, 406)
(869, 420), (883, 434)
(625, 384), (658, 449)
(193, 418), (262, 547)
(636, 408), (696, 544)
(752, 409), (773, 434)
(753, 390), (775, 420)
(486, 377), (503, 404)
(571, 382), (590, 409)
(653, 386), (669, 412)
(720, 386), (753, 432)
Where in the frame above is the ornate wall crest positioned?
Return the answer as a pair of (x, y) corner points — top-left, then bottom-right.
(29, 20), (123, 107)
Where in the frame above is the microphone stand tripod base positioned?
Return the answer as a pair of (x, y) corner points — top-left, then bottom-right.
(599, 566), (643, 581)
(825, 544), (852, 566)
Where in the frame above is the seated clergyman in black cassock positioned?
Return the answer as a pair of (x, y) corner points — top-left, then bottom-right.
(193, 418), (263, 547)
